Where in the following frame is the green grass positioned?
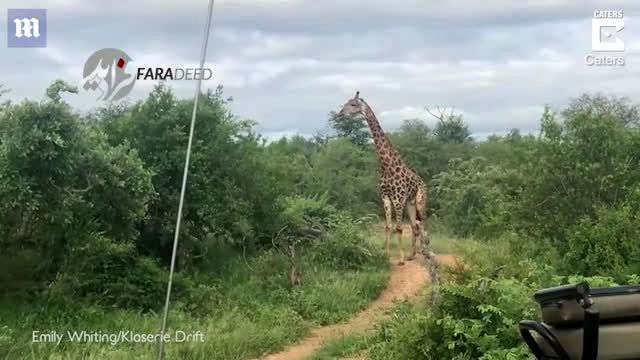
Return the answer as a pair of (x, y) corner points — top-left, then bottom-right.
(304, 221), (464, 360)
(0, 244), (389, 360)
(369, 220), (462, 257)
(307, 334), (370, 360)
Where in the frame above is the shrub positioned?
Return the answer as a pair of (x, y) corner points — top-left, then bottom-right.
(310, 213), (386, 271)
(277, 194), (336, 232)
(370, 235), (639, 360)
(0, 248), (46, 293)
(421, 277), (537, 359)
(172, 281), (223, 317)
(50, 234), (166, 311)
(565, 204), (640, 278)
(432, 158), (523, 239)
(0, 325), (14, 357)
(303, 138), (378, 216)
(517, 104), (640, 252)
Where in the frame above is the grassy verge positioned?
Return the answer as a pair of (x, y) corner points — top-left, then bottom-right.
(305, 222), (461, 360)
(0, 242), (389, 360)
(307, 334), (370, 360)
(368, 220), (461, 257)
(363, 232), (640, 360)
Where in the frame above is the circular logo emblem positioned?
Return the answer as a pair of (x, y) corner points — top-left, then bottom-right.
(82, 48), (136, 101)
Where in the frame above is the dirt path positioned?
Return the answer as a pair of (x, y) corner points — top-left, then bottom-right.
(259, 254), (457, 360)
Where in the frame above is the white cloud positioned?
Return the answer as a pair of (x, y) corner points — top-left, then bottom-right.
(2, 0), (639, 139)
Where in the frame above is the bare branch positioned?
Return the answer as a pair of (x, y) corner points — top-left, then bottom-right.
(49, 176), (93, 194)
(271, 225), (289, 257)
(240, 236), (254, 272)
(425, 108), (443, 121)
(426, 106), (456, 121)
(192, 244), (209, 259)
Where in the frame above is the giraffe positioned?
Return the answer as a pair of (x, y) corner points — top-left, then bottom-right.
(338, 91), (440, 291)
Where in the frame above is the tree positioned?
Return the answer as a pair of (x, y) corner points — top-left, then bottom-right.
(475, 129), (536, 170)
(427, 107), (472, 143)
(432, 157), (523, 238)
(45, 80), (78, 103)
(563, 93), (640, 127)
(0, 80), (153, 281)
(304, 138), (378, 216)
(0, 84), (8, 100)
(389, 119), (438, 180)
(517, 96), (640, 256)
(328, 111), (370, 147)
(97, 84), (281, 268)
(263, 135), (316, 197)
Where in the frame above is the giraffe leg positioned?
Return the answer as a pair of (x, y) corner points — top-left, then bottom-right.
(415, 186), (441, 304)
(405, 200), (418, 261)
(416, 187), (429, 246)
(382, 197), (392, 257)
(394, 201), (405, 266)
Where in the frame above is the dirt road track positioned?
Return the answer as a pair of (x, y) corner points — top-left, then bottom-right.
(259, 254), (457, 360)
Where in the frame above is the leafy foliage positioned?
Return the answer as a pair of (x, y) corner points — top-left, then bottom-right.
(328, 111), (370, 147)
(97, 84), (283, 267)
(563, 93), (640, 126)
(4, 80), (640, 359)
(370, 238), (638, 360)
(0, 85), (152, 281)
(49, 233), (165, 310)
(517, 103), (640, 258)
(303, 139), (378, 216)
(434, 113), (471, 144)
(432, 158), (523, 238)
(310, 212), (386, 271)
(565, 202), (640, 277)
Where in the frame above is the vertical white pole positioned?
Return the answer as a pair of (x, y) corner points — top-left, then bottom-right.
(157, 0), (216, 359)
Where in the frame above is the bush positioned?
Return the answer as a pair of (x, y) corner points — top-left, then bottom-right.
(0, 93), (153, 279)
(424, 277), (537, 359)
(517, 104), (640, 252)
(172, 281), (223, 317)
(0, 325), (14, 356)
(0, 249), (46, 292)
(432, 158), (523, 239)
(310, 213), (386, 271)
(50, 234), (166, 311)
(369, 301), (431, 360)
(371, 278), (536, 360)
(565, 203), (640, 278)
(303, 138), (378, 216)
(370, 234), (640, 360)
(277, 194), (337, 232)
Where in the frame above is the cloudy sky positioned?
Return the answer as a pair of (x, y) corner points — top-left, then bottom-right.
(1, 0), (638, 139)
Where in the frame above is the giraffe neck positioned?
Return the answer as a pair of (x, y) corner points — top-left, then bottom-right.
(361, 100), (401, 169)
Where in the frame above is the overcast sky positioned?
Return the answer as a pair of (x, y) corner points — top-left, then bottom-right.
(1, 0), (638, 139)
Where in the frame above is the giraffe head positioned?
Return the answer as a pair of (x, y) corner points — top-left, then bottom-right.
(337, 91), (366, 117)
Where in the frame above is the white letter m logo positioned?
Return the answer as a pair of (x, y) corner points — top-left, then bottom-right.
(13, 17), (40, 38)
(7, 9), (47, 47)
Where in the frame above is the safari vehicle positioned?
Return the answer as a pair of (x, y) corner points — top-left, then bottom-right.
(519, 282), (640, 360)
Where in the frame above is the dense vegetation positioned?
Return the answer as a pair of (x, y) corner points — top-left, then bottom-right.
(366, 95), (640, 359)
(1, 80), (639, 359)
(0, 82), (389, 359)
